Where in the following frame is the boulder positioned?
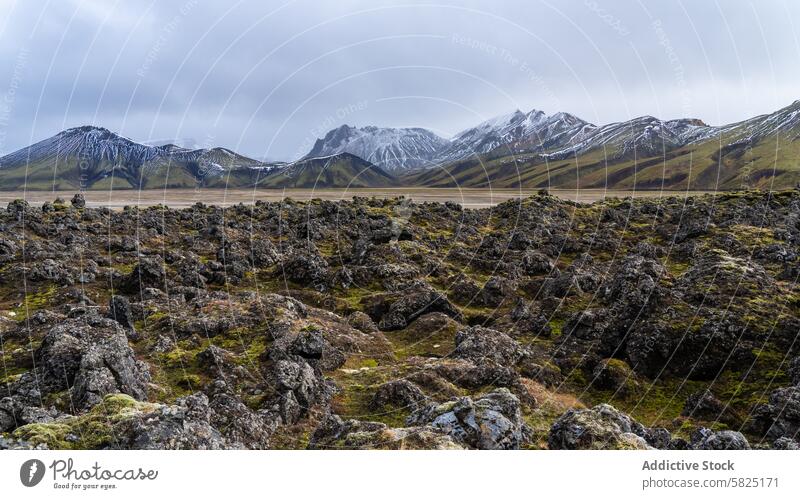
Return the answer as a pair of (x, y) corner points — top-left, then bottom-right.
(375, 283), (462, 331)
(207, 383), (276, 449)
(347, 311), (378, 334)
(682, 389), (725, 420)
(121, 256), (167, 294)
(406, 388), (527, 449)
(592, 358), (636, 393)
(308, 413), (463, 450)
(548, 404), (652, 450)
(71, 193), (86, 208)
(370, 380), (427, 411)
(690, 428), (750, 450)
(749, 385), (800, 442)
(452, 326), (523, 366)
(121, 393), (228, 449)
(35, 317), (150, 410)
(788, 356), (800, 386)
(108, 295), (135, 331)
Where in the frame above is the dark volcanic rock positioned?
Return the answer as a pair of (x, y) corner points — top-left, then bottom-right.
(592, 358), (637, 393)
(372, 282), (463, 331)
(452, 326), (523, 365)
(121, 256), (167, 294)
(407, 388), (528, 449)
(682, 389), (725, 420)
(2, 191), (800, 450)
(548, 404), (656, 450)
(33, 317), (150, 410)
(308, 413), (463, 450)
(120, 393), (228, 449)
(370, 380), (427, 411)
(749, 386), (800, 443)
(108, 295), (136, 331)
(690, 427), (750, 450)
(71, 193), (86, 208)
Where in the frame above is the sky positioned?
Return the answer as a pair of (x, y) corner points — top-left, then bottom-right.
(0, 0), (799, 161)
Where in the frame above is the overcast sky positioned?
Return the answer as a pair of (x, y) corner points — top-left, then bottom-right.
(0, 0), (798, 160)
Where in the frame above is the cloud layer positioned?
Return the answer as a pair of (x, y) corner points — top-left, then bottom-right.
(0, 0), (798, 160)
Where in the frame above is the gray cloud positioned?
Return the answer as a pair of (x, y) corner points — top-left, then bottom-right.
(0, 0), (798, 160)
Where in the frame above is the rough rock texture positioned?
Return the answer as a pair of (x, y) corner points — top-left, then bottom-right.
(308, 413), (464, 450)
(406, 389), (528, 449)
(119, 393), (228, 449)
(548, 404), (653, 450)
(370, 380), (427, 411)
(749, 386), (800, 443)
(1, 190), (799, 449)
(690, 428), (751, 450)
(34, 317), (150, 410)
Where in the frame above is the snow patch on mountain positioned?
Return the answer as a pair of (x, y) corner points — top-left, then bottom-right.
(540, 116), (715, 160)
(0, 126), (165, 168)
(0, 126), (277, 178)
(434, 109), (596, 163)
(303, 125), (449, 172)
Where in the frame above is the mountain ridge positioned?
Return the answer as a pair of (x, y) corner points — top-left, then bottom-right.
(304, 124), (448, 172)
(3, 99), (800, 190)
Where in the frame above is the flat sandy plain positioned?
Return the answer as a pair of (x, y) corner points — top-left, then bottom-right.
(0, 188), (718, 209)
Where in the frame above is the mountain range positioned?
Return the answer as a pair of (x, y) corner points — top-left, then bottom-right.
(1, 100), (799, 190)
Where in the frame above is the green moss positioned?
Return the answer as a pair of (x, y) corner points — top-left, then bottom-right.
(146, 311), (168, 322)
(16, 284), (57, 319)
(665, 260), (690, 276)
(113, 262), (136, 274)
(95, 393), (141, 414)
(548, 318), (565, 338)
(582, 376), (706, 429)
(329, 360), (413, 429)
(522, 409), (558, 449)
(12, 422), (72, 448)
(0, 371), (23, 385)
(177, 373), (203, 389)
(163, 347), (193, 366)
(359, 358), (379, 369)
(11, 394), (157, 449)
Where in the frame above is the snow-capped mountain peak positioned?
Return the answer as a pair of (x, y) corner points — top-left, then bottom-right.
(0, 125), (166, 168)
(0, 125), (280, 189)
(719, 99), (800, 143)
(435, 108), (595, 163)
(303, 124), (449, 172)
(539, 115), (716, 160)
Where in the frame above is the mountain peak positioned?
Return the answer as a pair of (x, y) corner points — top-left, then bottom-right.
(436, 108), (593, 162)
(304, 124), (448, 172)
(61, 125), (118, 136)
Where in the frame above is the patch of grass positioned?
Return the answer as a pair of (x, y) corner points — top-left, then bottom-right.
(15, 283), (57, 319)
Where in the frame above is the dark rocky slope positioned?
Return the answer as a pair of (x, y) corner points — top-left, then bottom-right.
(1, 189), (799, 449)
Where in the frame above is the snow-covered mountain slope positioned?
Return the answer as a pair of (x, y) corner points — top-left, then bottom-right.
(538, 100), (800, 161)
(0, 126), (166, 168)
(303, 125), (449, 172)
(716, 99), (800, 144)
(408, 99), (800, 190)
(0, 126), (279, 190)
(3, 99), (800, 191)
(302, 101), (800, 173)
(541, 116), (714, 160)
(434, 109), (596, 163)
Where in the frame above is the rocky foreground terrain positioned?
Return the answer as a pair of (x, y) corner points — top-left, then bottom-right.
(1, 190), (799, 450)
